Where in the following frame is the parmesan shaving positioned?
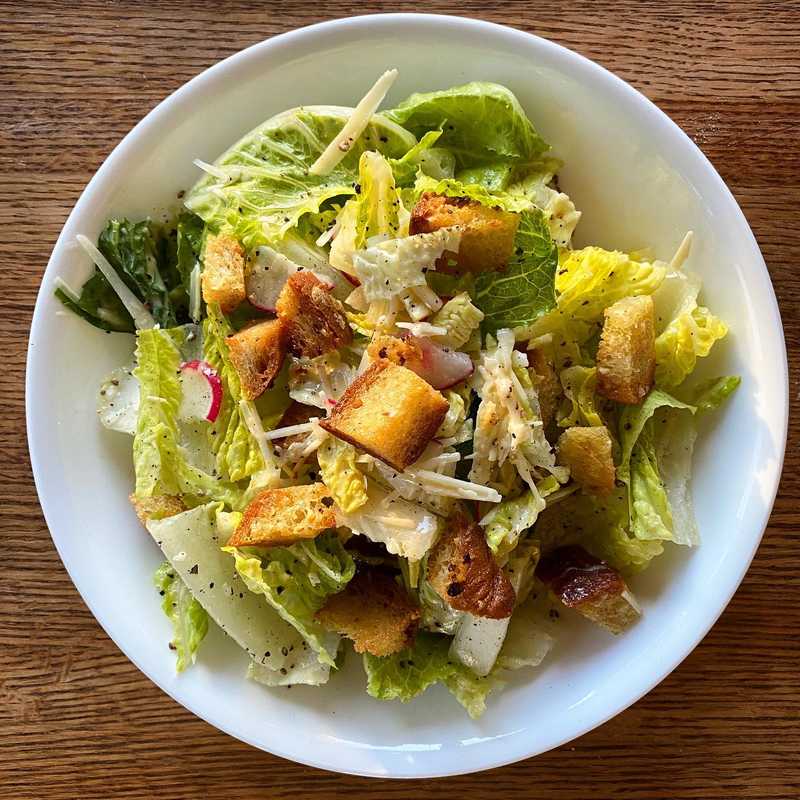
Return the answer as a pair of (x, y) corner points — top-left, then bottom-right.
(669, 230), (694, 271)
(261, 419), (320, 441)
(239, 399), (279, 469)
(402, 468), (502, 503)
(308, 69), (399, 176)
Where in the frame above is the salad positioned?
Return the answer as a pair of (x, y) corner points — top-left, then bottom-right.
(57, 71), (739, 718)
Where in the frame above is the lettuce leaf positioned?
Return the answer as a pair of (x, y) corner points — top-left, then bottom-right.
(317, 437), (369, 513)
(224, 532), (354, 667)
(481, 490), (546, 557)
(388, 130), (454, 185)
(474, 208), (558, 332)
(153, 560), (209, 672)
(363, 631), (499, 719)
(558, 365), (603, 427)
(690, 375), (741, 413)
(386, 82), (550, 171)
(429, 292), (485, 350)
(412, 174), (531, 212)
(184, 106), (415, 250)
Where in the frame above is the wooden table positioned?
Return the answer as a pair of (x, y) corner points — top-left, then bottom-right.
(2, 2), (798, 797)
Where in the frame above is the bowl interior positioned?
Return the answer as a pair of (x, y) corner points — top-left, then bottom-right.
(27, 14), (787, 778)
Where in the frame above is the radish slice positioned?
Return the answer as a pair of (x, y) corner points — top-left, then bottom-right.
(406, 335), (474, 390)
(246, 247), (333, 311)
(178, 360), (222, 423)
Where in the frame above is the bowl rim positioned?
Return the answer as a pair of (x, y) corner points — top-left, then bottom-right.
(26, 12), (789, 778)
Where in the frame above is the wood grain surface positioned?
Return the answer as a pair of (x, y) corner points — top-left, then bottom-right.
(2, 2), (798, 797)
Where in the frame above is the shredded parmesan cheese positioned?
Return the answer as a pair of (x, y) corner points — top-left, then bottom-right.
(669, 230), (694, 271)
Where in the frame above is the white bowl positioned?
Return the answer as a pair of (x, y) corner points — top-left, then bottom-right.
(27, 13), (788, 779)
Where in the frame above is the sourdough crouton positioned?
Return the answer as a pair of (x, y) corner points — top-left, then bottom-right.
(528, 345), (561, 428)
(427, 509), (516, 619)
(319, 360), (448, 471)
(556, 426), (615, 495)
(130, 494), (186, 525)
(596, 295), (655, 404)
(202, 233), (246, 313)
(227, 483), (336, 547)
(225, 318), (286, 400)
(366, 334), (424, 371)
(536, 545), (640, 634)
(276, 272), (352, 357)
(316, 568), (420, 656)
(409, 192), (519, 273)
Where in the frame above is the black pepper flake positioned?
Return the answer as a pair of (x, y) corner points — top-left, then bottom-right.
(189, 564), (199, 575)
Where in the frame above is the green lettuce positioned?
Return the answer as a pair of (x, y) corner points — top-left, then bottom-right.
(475, 208), (558, 332)
(482, 490), (546, 557)
(224, 532), (355, 666)
(412, 174), (531, 212)
(690, 375), (741, 413)
(386, 82), (550, 172)
(429, 292), (485, 350)
(388, 130), (454, 185)
(363, 631), (499, 719)
(153, 560), (209, 672)
(558, 365), (603, 427)
(317, 437), (368, 513)
(184, 106), (415, 250)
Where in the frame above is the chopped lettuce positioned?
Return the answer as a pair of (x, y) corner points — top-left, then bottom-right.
(412, 174), (531, 212)
(481, 490), (546, 558)
(184, 106), (415, 250)
(474, 208), (558, 332)
(247, 652), (331, 687)
(386, 82), (550, 171)
(388, 130), (454, 185)
(690, 375), (741, 413)
(317, 437), (369, 513)
(224, 532), (354, 667)
(363, 631), (500, 719)
(153, 560), (209, 672)
(558, 365), (603, 427)
(429, 292), (485, 350)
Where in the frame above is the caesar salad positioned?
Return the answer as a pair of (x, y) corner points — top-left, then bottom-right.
(57, 70), (738, 717)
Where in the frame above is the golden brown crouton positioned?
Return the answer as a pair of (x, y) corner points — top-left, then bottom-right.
(556, 426), (615, 495)
(427, 510), (516, 619)
(276, 272), (352, 358)
(227, 483), (336, 547)
(319, 360), (448, 471)
(316, 569), (421, 656)
(536, 545), (640, 634)
(202, 234), (246, 313)
(596, 295), (656, 404)
(366, 334), (424, 372)
(528, 346), (561, 428)
(225, 318), (286, 400)
(409, 192), (520, 273)
(130, 494), (186, 525)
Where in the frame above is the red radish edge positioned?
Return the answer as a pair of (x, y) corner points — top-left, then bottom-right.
(339, 270), (360, 287)
(179, 360), (223, 423)
(403, 335), (474, 390)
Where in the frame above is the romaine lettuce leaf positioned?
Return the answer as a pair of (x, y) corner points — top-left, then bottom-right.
(153, 560), (209, 672)
(317, 436), (369, 513)
(224, 532), (354, 667)
(388, 130), (454, 185)
(412, 174), (531, 213)
(558, 365), (603, 427)
(689, 375), (741, 413)
(481, 490), (546, 557)
(247, 652), (331, 687)
(474, 208), (558, 332)
(184, 106), (415, 250)
(363, 631), (499, 719)
(429, 292), (485, 350)
(457, 162), (515, 192)
(386, 82), (550, 171)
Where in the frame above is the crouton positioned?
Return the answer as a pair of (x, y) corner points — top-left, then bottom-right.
(319, 360), (448, 471)
(316, 568), (420, 656)
(130, 494), (186, 525)
(227, 483), (336, 547)
(596, 295), (655, 404)
(536, 545), (640, 634)
(528, 345), (561, 428)
(202, 233), (246, 313)
(366, 334), (424, 371)
(273, 401), (319, 451)
(276, 272), (352, 357)
(427, 509), (516, 619)
(556, 426), (615, 495)
(225, 318), (286, 400)
(409, 192), (519, 273)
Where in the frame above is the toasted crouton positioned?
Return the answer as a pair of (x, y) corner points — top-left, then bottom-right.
(528, 346), (561, 428)
(556, 426), (615, 495)
(225, 318), (286, 400)
(202, 234), (246, 313)
(316, 568), (421, 656)
(227, 483), (336, 547)
(409, 192), (519, 273)
(427, 509), (516, 619)
(276, 272), (352, 358)
(366, 334), (424, 371)
(130, 494), (186, 525)
(536, 545), (640, 634)
(596, 295), (656, 404)
(319, 360), (448, 471)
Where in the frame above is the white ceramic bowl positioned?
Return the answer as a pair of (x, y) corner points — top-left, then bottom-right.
(27, 14), (788, 779)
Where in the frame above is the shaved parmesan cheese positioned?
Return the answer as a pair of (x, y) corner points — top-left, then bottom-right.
(402, 468), (502, 503)
(239, 398), (278, 470)
(395, 321), (448, 337)
(76, 235), (156, 330)
(262, 419), (320, 441)
(309, 69), (399, 177)
(669, 230), (694, 270)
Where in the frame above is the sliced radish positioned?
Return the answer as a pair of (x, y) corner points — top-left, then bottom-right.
(178, 360), (222, 423)
(340, 270), (361, 287)
(405, 335), (474, 390)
